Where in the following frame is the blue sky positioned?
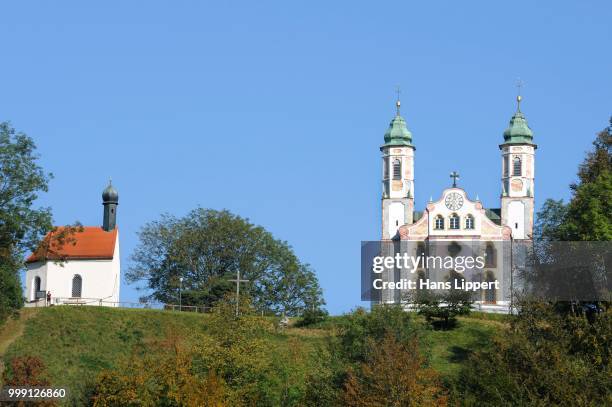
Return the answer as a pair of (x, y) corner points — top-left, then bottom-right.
(2, 1), (610, 314)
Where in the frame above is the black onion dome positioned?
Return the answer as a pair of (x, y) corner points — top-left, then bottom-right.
(102, 180), (118, 203)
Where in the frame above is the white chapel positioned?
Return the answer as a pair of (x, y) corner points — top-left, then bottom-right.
(24, 182), (121, 307)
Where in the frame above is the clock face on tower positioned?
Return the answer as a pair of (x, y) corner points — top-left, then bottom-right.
(445, 192), (464, 210)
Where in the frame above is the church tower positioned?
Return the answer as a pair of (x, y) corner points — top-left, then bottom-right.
(500, 95), (536, 240)
(102, 180), (119, 231)
(381, 97), (415, 239)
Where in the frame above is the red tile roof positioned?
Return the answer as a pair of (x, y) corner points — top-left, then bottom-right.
(26, 227), (118, 263)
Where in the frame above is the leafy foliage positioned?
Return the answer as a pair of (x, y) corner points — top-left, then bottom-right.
(301, 305), (427, 406)
(342, 333), (447, 407)
(90, 296), (325, 406)
(2, 356), (57, 406)
(0, 122), (81, 323)
(0, 122), (52, 321)
(456, 301), (612, 406)
(413, 271), (472, 329)
(127, 208), (324, 316)
(92, 334), (228, 407)
(294, 307), (329, 327)
(535, 119), (612, 242)
(336, 305), (416, 363)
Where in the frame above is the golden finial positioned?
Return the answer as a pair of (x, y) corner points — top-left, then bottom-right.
(516, 78), (524, 112)
(395, 85), (401, 116)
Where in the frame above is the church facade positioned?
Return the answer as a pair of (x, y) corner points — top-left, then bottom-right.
(24, 182), (121, 307)
(379, 96), (536, 312)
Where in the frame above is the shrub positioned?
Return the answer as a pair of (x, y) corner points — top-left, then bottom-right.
(294, 308), (328, 327)
(342, 333), (447, 406)
(456, 301), (612, 406)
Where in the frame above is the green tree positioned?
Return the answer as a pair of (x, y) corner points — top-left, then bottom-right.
(127, 208), (325, 315)
(0, 123), (53, 321)
(412, 271), (472, 329)
(0, 122), (81, 323)
(573, 118), (611, 188)
(342, 333), (447, 407)
(0, 122), (82, 323)
(457, 301), (611, 406)
(535, 119), (611, 242)
(560, 170), (612, 240)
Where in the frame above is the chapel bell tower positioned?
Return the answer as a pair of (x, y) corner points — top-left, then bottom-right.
(500, 94), (536, 240)
(381, 96), (415, 240)
(102, 180), (119, 232)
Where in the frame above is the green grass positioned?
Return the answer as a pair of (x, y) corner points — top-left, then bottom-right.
(2, 307), (505, 405)
(420, 316), (503, 380)
(2, 307), (212, 404)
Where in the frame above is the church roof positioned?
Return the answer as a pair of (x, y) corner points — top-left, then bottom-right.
(502, 97), (536, 146)
(382, 100), (414, 148)
(26, 227), (118, 263)
(485, 208), (502, 225)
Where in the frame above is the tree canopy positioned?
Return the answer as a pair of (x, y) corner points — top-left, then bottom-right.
(127, 208), (324, 315)
(0, 122), (82, 322)
(0, 123), (54, 321)
(536, 119), (612, 242)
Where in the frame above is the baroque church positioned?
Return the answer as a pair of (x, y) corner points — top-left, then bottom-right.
(24, 182), (121, 307)
(379, 94), (535, 312)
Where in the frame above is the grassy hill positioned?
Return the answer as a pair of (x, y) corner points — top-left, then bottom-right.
(0, 306), (506, 405)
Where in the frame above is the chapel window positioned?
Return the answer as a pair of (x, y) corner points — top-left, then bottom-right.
(72, 275), (82, 298)
(434, 215), (444, 230)
(393, 159), (401, 180)
(34, 276), (41, 299)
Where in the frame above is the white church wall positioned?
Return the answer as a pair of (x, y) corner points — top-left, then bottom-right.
(25, 262), (48, 302)
(507, 200), (525, 239)
(388, 202), (405, 237)
(45, 258), (118, 305)
(26, 233), (121, 307)
(427, 189), (483, 238)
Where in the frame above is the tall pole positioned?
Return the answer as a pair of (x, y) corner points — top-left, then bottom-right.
(509, 237), (513, 315)
(235, 269), (240, 317)
(179, 277), (183, 311)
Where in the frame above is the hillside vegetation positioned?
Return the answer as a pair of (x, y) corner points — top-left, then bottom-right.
(1, 305), (503, 405)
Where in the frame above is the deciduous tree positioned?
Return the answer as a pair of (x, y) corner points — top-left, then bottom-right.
(127, 208), (324, 315)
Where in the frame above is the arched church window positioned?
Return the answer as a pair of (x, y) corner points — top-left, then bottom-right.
(72, 275), (82, 298)
(392, 159), (401, 180)
(465, 214), (475, 229)
(34, 276), (41, 300)
(434, 215), (444, 230)
(485, 243), (496, 267)
(485, 271), (496, 303)
(513, 156), (522, 176)
(449, 213), (460, 230)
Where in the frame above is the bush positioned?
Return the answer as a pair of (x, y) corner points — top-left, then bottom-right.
(342, 333), (447, 406)
(413, 273), (472, 329)
(337, 305), (416, 363)
(92, 335), (228, 406)
(294, 308), (328, 327)
(456, 301), (612, 406)
(3, 356), (56, 407)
